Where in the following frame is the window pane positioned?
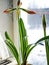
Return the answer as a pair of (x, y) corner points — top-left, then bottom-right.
(21, 0), (49, 65)
(21, 0), (49, 8)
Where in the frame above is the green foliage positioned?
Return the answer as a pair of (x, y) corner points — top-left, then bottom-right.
(5, 32), (21, 65)
(5, 17), (49, 65)
(4, 1), (49, 65)
(18, 18), (28, 63)
(18, 18), (49, 65)
(5, 32), (14, 45)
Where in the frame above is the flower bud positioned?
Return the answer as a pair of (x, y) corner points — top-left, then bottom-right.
(42, 14), (46, 30)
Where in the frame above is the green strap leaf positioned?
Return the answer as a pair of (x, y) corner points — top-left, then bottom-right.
(5, 31), (14, 45)
(23, 44), (33, 60)
(26, 36), (49, 59)
(18, 18), (28, 62)
(26, 44), (36, 59)
(5, 39), (20, 64)
(35, 36), (49, 45)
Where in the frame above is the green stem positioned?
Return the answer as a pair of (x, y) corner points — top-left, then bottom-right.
(44, 25), (49, 65)
(16, 1), (21, 65)
(42, 15), (49, 65)
(18, 56), (21, 65)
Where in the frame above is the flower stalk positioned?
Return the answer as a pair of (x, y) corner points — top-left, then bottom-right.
(42, 14), (49, 65)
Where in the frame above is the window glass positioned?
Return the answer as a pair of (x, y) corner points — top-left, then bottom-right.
(21, 0), (49, 65)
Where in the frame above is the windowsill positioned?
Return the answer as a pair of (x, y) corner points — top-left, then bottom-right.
(7, 58), (17, 65)
(7, 61), (17, 65)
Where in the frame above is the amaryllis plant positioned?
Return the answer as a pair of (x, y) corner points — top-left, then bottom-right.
(4, 0), (49, 65)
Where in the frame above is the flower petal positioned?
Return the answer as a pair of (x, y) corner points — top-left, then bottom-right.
(19, 8), (36, 14)
(3, 8), (17, 13)
(3, 9), (11, 13)
(27, 10), (36, 14)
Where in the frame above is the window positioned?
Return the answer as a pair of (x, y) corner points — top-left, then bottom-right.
(21, 0), (49, 65)
(0, 0), (49, 65)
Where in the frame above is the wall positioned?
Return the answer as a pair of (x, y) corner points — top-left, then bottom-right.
(0, 0), (13, 40)
(0, 0), (14, 59)
(13, 0), (20, 50)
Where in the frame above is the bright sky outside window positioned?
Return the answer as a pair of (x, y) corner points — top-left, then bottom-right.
(21, 0), (49, 8)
